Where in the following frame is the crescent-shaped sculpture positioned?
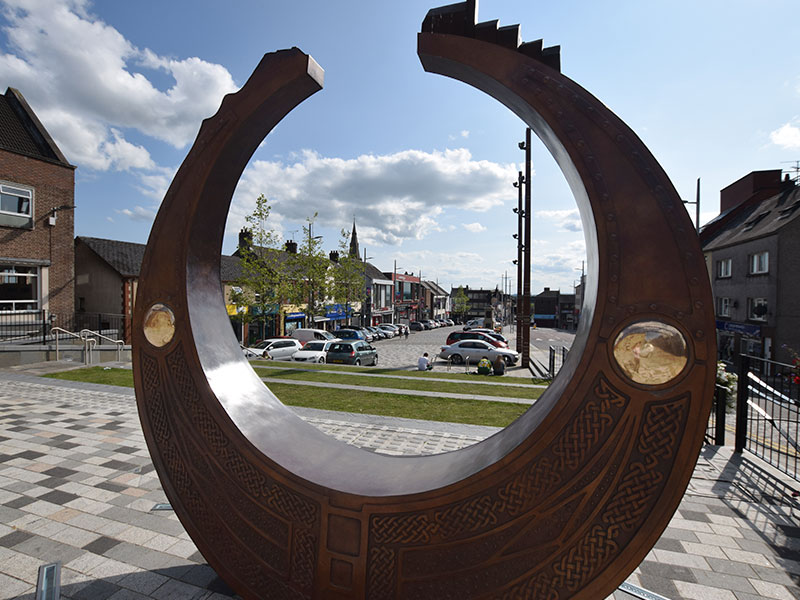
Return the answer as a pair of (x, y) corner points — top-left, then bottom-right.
(132, 3), (715, 599)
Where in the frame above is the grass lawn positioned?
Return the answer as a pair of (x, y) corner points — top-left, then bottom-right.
(254, 366), (544, 400)
(42, 367), (533, 427)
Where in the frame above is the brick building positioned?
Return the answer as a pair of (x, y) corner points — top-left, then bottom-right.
(0, 88), (75, 319)
(701, 170), (800, 364)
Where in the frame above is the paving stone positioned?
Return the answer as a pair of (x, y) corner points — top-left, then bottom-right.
(71, 578), (122, 600)
(0, 529), (33, 547)
(83, 535), (122, 555)
(690, 568), (756, 594)
(1, 370), (799, 600)
(749, 578), (797, 599)
(673, 579), (737, 599)
(637, 560), (696, 583)
(13, 532), (84, 563)
(635, 573), (679, 599)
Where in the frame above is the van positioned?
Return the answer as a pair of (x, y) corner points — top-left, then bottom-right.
(290, 328), (337, 346)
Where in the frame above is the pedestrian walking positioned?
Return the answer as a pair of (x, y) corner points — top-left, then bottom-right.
(404, 327), (409, 340)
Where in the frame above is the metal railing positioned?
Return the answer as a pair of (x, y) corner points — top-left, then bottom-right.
(51, 327), (95, 365)
(0, 309), (49, 344)
(548, 345), (568, 378)
(735, 355), (799, 482)
(0, 311), (131, 344)
(705, 385), (729, 446)
(79, 329), (124, 362)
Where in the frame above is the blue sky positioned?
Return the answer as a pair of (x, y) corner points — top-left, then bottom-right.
(1, 0), (798, 294)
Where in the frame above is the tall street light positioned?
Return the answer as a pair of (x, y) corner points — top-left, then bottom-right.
(363, 248), (373, 327)
(393, 260), (403, 324)
(512, 169), (524, 352)
(307, 223), (322, 327)
(519, 128), (532, 368)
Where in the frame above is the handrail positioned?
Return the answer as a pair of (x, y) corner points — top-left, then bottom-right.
(80, 329), (124, 362)
(51, 327), (95, 365)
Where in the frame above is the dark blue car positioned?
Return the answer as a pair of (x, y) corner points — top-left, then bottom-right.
(336, 328), (366, 341)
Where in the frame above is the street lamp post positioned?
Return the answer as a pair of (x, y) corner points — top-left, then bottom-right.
(307, 223), (322, 327)
(512, 169), (524, 352)
(520, 128), (532, 367)
(363, 248), (373, 327)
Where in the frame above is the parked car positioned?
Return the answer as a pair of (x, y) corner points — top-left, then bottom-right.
(409, 321), (424, 331)
(439, 340), (519, 365)
(338, 325), (374, 342)
(445, 330), (508, 348)
(463, 318), (483, 330)
(291, 339), (338, 363)
(470, 329), (510, 345)
(423, 320), (439, 329)
(290, 328), (337, 346)
(366, 326), (387, 340)
(325, 340), (379, 366)
(378, 324), (398, 337)
(392, 323), (409, 335)
(335, 328), (367, 341)
(245, 338), (303, 360)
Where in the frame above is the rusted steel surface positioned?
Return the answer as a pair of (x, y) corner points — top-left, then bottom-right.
(132, 4), (715, 599)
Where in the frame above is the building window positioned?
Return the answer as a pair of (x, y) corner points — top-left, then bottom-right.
(749, 251), (769, 275)
(717, 297), (732, 317)
(0, 183), (32, 217)
(0, 264), (39, 312)
(747, 297), (768, 321)
(716, 258), (731, 278)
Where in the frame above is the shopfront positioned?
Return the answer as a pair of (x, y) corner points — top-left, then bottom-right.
(284, 311), (306, 334)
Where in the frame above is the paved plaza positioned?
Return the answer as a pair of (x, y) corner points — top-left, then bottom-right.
(0, 337), (798, 599)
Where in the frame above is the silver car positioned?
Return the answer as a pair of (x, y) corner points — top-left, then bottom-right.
(439, 340), (519, 365)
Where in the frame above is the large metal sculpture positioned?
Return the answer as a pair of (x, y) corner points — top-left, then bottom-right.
(132, 2), (715, 598)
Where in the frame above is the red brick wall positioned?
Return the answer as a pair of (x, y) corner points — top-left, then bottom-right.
(0, 150), (75, 317)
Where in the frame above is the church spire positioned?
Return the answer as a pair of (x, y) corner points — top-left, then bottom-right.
(348, 219), (360, 259)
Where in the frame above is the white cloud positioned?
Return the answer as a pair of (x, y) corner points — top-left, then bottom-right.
(118, 206), (156, 222)
(228, 148), (517, 246)
(0, 0), (237, 216)
(770, 121), (800, 149)
(462, 222), (486, 233)
(535, 208), (582, 233)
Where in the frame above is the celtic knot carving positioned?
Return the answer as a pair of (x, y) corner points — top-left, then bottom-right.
(638, 402), (684, 459)
(434, 494), (498, 539)
(367, 546), (396, 600)
(290, 527), (316, 590)
(140, 351), (170, 444)
(372, 514), (434, 545)
(554, 525), (618, 591)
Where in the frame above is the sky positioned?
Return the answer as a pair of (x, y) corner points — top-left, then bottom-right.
(0, 0), (798, 295)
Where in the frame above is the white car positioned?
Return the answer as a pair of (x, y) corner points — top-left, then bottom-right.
(291, 339), (339, 363)
(244, 338), (303, 360)
(439, 339), (519, 366)
(378, 324), (398, 337)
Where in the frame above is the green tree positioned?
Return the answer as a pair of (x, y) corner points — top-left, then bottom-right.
(453, 286), (470, 320)
(231, 195), (283, 342)
(284, 213), (330, 325)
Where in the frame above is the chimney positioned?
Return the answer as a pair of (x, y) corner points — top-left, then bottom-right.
(285, 240), (297, 253)
(329, 250), (339, 263)
(720, 170), (781, 214)
(238, 227), (252, 251)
